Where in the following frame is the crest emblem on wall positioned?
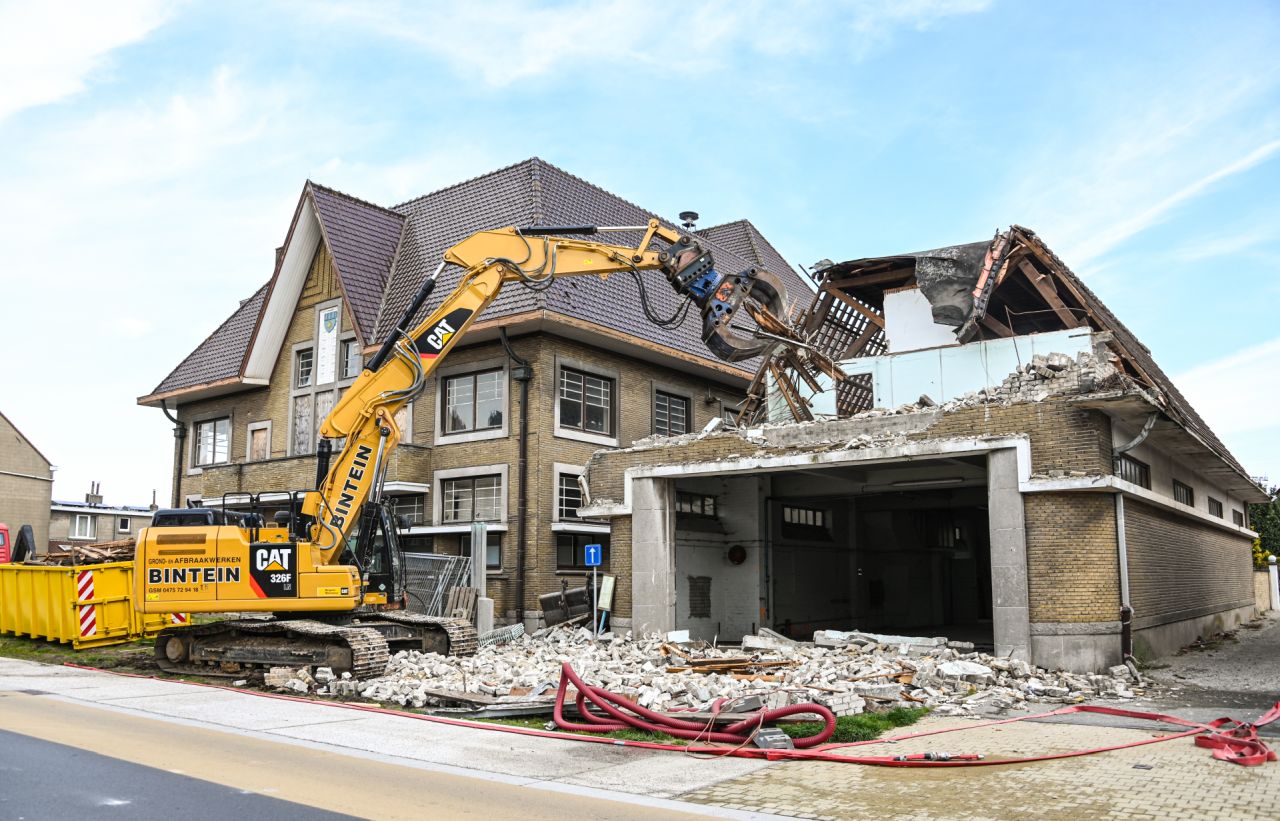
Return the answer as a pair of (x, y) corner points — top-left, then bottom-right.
(323, 309), (338, 333)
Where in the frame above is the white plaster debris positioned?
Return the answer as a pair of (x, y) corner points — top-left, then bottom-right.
(267, 627), (1141, 718)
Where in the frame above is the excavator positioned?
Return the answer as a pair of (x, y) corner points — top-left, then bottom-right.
(134, 219), (793, 679)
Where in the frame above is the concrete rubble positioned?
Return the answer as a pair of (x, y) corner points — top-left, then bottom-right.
(267, 627), (1142, 718)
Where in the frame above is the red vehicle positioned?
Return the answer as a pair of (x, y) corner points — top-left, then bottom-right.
(0, 523), (8, 563)
(0, 523), (34, 564)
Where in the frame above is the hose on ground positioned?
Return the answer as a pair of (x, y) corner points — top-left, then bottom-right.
(552, 661), (837, 748)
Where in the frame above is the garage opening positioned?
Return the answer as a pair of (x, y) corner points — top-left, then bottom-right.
(672, 455), (994, 651)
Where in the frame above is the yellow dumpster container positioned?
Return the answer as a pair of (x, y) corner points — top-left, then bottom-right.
(0, 561), (185, 650)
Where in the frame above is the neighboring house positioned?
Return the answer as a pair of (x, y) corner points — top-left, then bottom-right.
(137, 158), (813, 629)
(0, 410), (53, 551)
(580, 225), (1268, 672)
(48, 483), (155, 550)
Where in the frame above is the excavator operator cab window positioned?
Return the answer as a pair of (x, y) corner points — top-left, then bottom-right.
(346, 503), (404, 596)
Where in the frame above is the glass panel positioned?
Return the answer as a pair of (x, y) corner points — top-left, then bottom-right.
(341, 339), (362, 379)
(442, 479), (473, 523)
(559, 369), (583, 429)
(445, 374), (474, 433)
(583, 374), (610, 434)
(475, 370), (504, 430)
(213, 418), (229, 463)
(558, 474), (581, 519)
(473, 475), (501, 521)
(296, 348), (314, 388)
(485, 533), (501, 569)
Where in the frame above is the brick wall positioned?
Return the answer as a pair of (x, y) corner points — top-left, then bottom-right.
(1124, 498), (1254, 628)
(0, 413), (53, 550)
(48, 510), (151, 544)
(922, 402), (1113, 476)
(1023, 493), (1120, 622)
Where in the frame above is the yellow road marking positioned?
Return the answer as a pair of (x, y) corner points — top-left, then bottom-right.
(0, 692), (708, 821)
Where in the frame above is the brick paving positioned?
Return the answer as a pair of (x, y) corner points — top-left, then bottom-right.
(679, 715), (1279, 820)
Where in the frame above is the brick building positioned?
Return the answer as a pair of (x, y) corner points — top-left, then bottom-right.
(0, 410), (53, 550)
(48, 483), (155, 551)
(579, 226), (1267, 672)
(137, 158), (812, 627)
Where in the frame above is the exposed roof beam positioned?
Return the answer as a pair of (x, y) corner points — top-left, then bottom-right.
(1017, 260), (1081, 327)
(840, 320), (882, 359)
(826, 288), (885, 328)
(824, 268), (915, 289)
(979, 313), (1014, 338)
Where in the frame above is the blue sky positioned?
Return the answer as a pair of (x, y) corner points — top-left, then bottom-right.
(1, 0), (1277, 506)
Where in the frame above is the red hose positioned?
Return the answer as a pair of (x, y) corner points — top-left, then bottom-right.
(553, 661), (836, 748)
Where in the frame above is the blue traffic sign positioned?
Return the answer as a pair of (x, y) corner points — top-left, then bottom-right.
(584, 543), (603, 567)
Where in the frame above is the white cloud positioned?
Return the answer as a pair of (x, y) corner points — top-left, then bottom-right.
(0, 0), (173, 122)
(1173, 338), (1280, 482)
(311, 0), (990, 87)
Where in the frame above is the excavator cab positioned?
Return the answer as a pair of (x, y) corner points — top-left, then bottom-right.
(344, 501), (405, 607)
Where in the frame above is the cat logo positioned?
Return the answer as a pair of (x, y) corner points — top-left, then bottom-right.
(255, 548), (292, 571)
(425, 318), (455, 351)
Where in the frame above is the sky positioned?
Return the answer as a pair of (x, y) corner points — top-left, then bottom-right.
(1, 0), (1278, 507)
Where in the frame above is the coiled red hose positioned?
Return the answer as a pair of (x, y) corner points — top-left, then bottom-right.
(553, 661), (837, 748)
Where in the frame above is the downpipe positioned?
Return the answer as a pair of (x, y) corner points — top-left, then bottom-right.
(161, 399), (186, 508)
(501, 328), (533, 628)
(1115, 493), (1141, 683)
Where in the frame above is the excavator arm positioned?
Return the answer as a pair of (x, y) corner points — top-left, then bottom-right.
(304, 219), (789, 570)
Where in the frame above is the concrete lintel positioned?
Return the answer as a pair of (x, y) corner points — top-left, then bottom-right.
(1030, 621), (1122, 636)
(604, 435), (1032, 516)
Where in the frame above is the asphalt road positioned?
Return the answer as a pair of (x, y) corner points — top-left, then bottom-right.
(0, 729), (357, 821)
(0, 691), (713, 820)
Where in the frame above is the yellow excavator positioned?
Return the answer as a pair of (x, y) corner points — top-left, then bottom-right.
(134, 219), (790, 678)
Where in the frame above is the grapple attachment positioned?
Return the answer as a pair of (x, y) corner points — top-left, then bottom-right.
(662, 238), (788, 362)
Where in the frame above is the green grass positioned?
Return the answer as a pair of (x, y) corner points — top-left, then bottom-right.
(473, 706), (928, 746)
(0, 634), (154, 669)
(778, 707), (928, 744)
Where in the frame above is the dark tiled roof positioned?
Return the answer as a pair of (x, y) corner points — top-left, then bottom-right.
(148, 159), (811, 401)
(148, 284), (267, 395)
(309, 183), (405, 345)
(697, 219), (803, 284)
(378, 159), (813, 372)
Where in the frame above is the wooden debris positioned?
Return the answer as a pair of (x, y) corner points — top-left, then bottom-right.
(27, 538), (136, 566)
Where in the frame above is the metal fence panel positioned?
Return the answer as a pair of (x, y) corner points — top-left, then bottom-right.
(403, 553), (472, 616)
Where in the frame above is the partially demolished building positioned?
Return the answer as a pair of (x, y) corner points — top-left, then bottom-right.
(581, 225), (1266, 672)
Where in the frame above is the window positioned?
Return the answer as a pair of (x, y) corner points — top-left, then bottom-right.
(781, 504), (831, 540)
(654, 390), (690, 437)
(1233, 509), (1245, 526)
(558, 473), (583, 520)
(341, 338), (362, 380)
(442, 475), (502, 523)
(676, 492), (717, 517)
(722, 403), (740, 425)
(557, 533), (609, 570)
(559, 367), (613, 435)
(390, 495), (425, 526)
(295, 348), (314, 388)
(248, 423), (270, 461)
(460, 531), (503, 570)
(1208, 497), (1223, 518)
(1173, 480), (1195, 507)
(73, 514), (95, 540)
(1117, 455), (1151, 489)
(443, 369), (504, 434)
(117, 516), (130, 534)
(194, 418), (230, 466)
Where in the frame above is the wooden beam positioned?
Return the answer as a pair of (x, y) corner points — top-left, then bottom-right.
(979, 312), (1014, 338)
(826, 287), (885, 328)
(824, 267), (915, 290)
(840, 320), (881, 359)
(1017, 260), (1080, 327)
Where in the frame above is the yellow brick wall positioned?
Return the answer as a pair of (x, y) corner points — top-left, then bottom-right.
(1023, 493), (1120, 622)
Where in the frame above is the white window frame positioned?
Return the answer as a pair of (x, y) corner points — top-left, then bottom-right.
(431, 464), (509, 527)
(551, 463), (610, 534)
(553, 355), (619, 447)
(246, 420), (272, 461)
(339, 334), (363, 381)
(651, 381), (693, 438)
(117, 516), (130, 534)
(433, 357), (509, 445)
(190, 415), (231, 471)
(72, 514), (95, 540)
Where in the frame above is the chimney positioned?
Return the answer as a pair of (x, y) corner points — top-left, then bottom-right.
(86, 481), (103, 506)
(150, 489), (159, 512)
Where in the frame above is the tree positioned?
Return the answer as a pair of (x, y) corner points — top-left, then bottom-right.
(1249, 486), (1280, 569)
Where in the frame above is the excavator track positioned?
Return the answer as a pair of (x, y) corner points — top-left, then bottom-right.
(153, 613), (476, 680)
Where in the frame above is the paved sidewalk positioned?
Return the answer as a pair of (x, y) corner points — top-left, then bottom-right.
(0, 657), (775, 819)
(683, 714), (1279, 820)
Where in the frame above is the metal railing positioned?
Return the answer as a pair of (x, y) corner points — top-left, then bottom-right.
(402, 553), (472, 616)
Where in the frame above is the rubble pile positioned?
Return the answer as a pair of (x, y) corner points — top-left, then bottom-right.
(267, 627), (1141, 718)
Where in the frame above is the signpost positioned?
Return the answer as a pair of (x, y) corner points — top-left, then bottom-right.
(584, 543), (602, 637)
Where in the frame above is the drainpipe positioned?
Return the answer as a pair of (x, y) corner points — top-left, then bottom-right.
(501, 328), (533, 627)
(1112, 411), (1156, 681)
(161, 400), (186, 508)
